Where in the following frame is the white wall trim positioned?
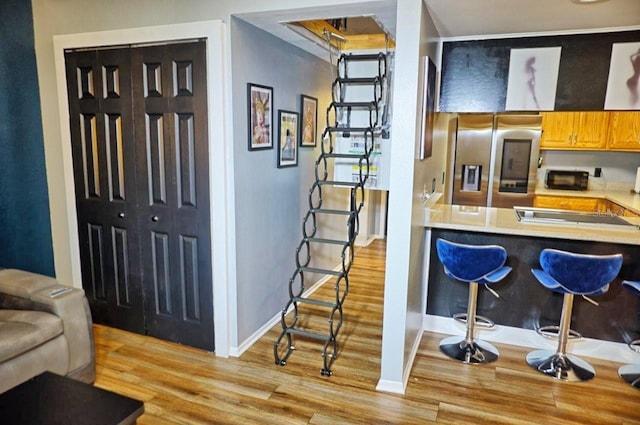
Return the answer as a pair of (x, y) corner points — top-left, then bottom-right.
(424, 314), (638, 364)
(230, 265), (336, 357)
(375, 378), (406, 394)
(52, 21), (232, 357)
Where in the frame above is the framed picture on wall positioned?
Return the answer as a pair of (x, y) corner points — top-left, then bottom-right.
(419, 56), (436, 160)
(247, 83), (273, 150)
(277, 110), (299, 168)
(604, 41), (640, 110)
(299, 94), (318, 147)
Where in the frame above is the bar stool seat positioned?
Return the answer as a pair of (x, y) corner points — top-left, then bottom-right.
(435, 238), (511, 364)
(527, 249), (622, 382)
(619, 280), (640, 389)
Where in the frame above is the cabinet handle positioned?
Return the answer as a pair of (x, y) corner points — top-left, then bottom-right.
(118, 212), (125, 219)
(151, 216), (159, 222)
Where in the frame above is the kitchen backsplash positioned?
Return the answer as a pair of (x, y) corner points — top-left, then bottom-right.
(537, 150), (640, 191)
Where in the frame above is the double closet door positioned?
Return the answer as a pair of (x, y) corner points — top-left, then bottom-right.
(65, 41), (214, 351)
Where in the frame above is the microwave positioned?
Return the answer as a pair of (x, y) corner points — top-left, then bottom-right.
(545, 170), (589, 191)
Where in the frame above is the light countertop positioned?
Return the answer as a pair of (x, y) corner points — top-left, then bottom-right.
(424, 203), (640, 246)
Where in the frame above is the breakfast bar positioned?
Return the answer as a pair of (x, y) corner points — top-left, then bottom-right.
(423, 198), (640, 358)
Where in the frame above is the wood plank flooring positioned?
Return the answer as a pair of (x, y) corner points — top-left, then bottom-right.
(93, 239), (639, 424)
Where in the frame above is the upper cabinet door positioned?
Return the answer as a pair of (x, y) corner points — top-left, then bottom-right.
(540, 112), (609, 150)
(607, 112), (640, 151)
(540, 112), (577, 148)
(573, 112), (609, 149)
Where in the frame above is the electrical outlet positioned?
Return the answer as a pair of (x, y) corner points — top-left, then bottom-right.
(595, 167), (602, 178)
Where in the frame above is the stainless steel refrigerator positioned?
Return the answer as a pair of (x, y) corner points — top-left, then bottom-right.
(451, 114), (542, 208)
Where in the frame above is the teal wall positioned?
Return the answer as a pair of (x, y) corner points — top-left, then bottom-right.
(0, 0), (54, 275)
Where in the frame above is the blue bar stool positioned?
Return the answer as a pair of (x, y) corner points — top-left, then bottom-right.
(435, 238), (511, 364)
(619, 280), (640, 389)
(527, 249), (622, 382)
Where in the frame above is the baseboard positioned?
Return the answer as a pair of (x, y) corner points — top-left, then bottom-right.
(230, 268), (338, 357)
(423, 314), (637, 363)
(375, 322), (424, 395)
(402, 327), (423, 391)
(355, 234), (381, 247)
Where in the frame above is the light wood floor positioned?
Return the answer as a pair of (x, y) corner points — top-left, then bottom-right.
(93, 239), (639, 424)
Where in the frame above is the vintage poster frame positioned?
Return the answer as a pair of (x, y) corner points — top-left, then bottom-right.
(247, 83), (273, 150)
(277, 110), (299, 168)
(299, 94), (318, 147)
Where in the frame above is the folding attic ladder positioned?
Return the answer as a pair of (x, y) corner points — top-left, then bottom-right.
(274, 45), (389, 376)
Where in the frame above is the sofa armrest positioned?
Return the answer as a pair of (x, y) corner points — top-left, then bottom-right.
(0, 269), (94, 380)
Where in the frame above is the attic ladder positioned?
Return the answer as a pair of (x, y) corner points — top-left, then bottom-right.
(274, 47), (388, 376)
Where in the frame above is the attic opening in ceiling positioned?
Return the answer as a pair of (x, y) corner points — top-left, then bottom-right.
(284, 16), (395, 55)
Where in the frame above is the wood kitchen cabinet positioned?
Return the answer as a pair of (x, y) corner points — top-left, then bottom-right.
(599, 199), (640, 217)
(534, 196), (640, 217)
(606, 111), (640, 151)
(540, 112), (610, 150)
(533, 195), (600, 211)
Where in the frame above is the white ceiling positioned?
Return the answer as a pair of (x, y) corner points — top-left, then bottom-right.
(237, 0), (639, 61)
(425, 0), (640, 39)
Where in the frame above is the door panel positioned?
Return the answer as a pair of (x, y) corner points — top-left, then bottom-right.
(132, 41), (214, 351)
(66, 41), (213, 351)
(65, 49), (145, 333)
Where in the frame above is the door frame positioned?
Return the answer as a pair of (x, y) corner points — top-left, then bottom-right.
(53, 21), (231, 356)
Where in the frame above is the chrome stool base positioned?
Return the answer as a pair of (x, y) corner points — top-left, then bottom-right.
(526, 349), (595, 382)
(618, 364), (640, 389)
(439, 335), (499, 364)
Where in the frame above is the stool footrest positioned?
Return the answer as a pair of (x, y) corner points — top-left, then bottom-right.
(453, 313), (495, 329)
(526, 349), (595, 382)
(618, 364), (640, 389)
(537, 325), (582, 340)
(439, 335), (499, 364)
(629, 339), (640, 353)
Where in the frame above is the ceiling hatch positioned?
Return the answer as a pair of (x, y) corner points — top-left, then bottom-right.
(284, 16), (395, 54)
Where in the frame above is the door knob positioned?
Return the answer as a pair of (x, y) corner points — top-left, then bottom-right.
(151, 216), (159, 222)
(118, 212), (125, 218)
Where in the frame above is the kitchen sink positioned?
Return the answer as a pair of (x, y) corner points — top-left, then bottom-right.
(513, 206), (639, 228)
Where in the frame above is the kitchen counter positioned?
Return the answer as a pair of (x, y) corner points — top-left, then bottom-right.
(424, 203), (640, 245)
(423, 201), (640, 351)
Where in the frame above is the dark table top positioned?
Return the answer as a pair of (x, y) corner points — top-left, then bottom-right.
(0, 372), (144, 425)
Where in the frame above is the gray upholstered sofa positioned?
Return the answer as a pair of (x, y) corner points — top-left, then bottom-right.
(0, 269), (95, 393)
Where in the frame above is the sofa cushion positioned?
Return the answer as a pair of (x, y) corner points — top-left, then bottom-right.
(0, 310), (64, 363)
(0, 269), (60, 299)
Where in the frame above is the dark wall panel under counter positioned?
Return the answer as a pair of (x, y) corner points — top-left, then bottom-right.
(439, 30), (640, 112)
(427, 229), (640, 344)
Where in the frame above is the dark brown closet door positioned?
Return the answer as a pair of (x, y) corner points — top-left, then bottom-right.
(65, 48), (145, 333)
(131, 41), (214, 351)
(66, 41), (214, 351)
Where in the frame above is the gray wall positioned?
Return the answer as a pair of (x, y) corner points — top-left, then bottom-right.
(231, 18), (344, 343)
(0, 0), (54, 275)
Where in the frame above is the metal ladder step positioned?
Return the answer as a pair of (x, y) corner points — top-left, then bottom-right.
(285, 328), (332, 342)
(326, 126), (376, 133)
(336, 77), (380, 85)
(292, 296), (336, 308)
(340, 53), (385, 62)
(299, 266), (343, 277)
(310, 208), (355, 216)
(304, 237), (350, 245)
(322, 153), (365, 160)
(317, 180), (362, 188)
(331, 101), (376, 109)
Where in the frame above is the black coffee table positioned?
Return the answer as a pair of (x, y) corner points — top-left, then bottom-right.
(0, 372), (144, 424)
